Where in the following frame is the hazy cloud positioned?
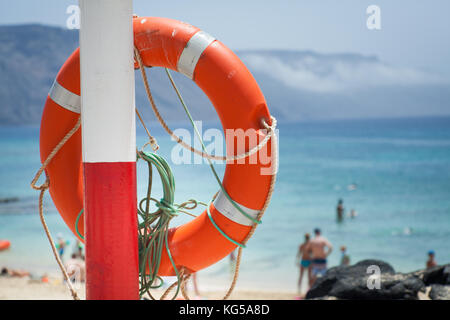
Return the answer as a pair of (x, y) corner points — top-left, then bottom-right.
(241, 52), (447, 93)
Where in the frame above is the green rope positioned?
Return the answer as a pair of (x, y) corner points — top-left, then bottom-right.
(206, 200), (246, 248)
(75, 209), (84, 240)
(137, 151), (182, 299)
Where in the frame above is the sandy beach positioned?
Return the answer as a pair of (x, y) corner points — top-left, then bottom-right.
(0, 277), (296, 300)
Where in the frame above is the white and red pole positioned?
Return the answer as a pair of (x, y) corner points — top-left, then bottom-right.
(79, 0), (139, 299)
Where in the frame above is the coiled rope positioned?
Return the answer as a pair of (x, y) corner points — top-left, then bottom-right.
(136, 150), (208, 300)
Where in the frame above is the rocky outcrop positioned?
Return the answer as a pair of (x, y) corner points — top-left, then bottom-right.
(423, 265), (450, 286)
(429, 284), (450, 300)
(306, 260), (450, 300)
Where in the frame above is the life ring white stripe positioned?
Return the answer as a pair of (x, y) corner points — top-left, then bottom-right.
(213, 190), (260, 226)
(48, 80), (81, 114)
(177, 30), (215, 79)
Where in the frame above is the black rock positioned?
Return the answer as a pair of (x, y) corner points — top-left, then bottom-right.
(306, 259), (394, 299)
(429, 284), (450, 300)
(331, 273), (424, 300)
(423, 265), (450, 285)
(328, 259), (395, 277)
(306, 259), (428, 300)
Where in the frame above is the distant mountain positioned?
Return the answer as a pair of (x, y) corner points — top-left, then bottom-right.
(0, 24), (77, 124)
(0, 24), (449, 125)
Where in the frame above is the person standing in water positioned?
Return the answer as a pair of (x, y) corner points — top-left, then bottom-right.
(296, 233), (312, 293)
(336, 199), (344, 221)
(340, 245), (350, 266)
(308, 228), (333, 287)
(426, 250), (437, 269)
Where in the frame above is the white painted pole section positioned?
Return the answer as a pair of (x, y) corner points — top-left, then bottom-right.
(79, 0), (135, 163)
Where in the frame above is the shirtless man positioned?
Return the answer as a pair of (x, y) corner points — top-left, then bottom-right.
(308, 228), (333, 287)
(426, 250), (437, 269)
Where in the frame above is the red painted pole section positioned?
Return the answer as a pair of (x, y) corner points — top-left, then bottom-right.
(84, 162), (139, 300)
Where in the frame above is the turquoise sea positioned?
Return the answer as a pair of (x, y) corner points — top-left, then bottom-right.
(1, 116), (450, 292)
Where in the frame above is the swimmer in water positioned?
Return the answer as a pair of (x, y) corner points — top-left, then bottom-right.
(426, 250), (437, 269)
(340, 246), (350, 266)
(336, 199), (344, 222)
(348, 183), (357, 191)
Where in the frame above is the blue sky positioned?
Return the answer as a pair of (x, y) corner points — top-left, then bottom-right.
(1, 0), (450, 76)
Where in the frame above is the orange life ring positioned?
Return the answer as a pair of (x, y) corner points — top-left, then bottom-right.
(0, 240), (11, 251)
(40, 17), (274, 276)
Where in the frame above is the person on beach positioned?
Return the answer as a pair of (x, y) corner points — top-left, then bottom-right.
(73, 239), (84, 259)
(296, 233), (312, 293)
(56, 234), (67, 259)
(340, 246), (350, 266)
(426, 250), (437, 269)
(1, 267), (30, 278)
(336, 199), (344, 221)
(308, 228), (333, 287)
